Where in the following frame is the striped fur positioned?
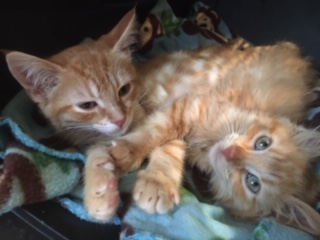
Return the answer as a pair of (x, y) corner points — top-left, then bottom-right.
(6, 8), (143, 147)
(5, 7), (320, 234)
(109, 42), (320, 235)
(5, 8), (143, 221)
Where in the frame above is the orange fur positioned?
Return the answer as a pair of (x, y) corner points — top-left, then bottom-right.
(108, 42), (320, 236)
(5, 8), (143, 146)
(5, 8), (144, 221)
(5, 7), (320, 234)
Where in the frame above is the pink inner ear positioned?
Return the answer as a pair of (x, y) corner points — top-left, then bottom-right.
(22, 64), (61, 102)
(6, 52), (62, 102)
(276, 196), (320, 236)
(109, 8), (137, 53)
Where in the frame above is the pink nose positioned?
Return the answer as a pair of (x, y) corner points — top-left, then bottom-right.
(113, 118), (126, 128)
(221, 146), (236, 161)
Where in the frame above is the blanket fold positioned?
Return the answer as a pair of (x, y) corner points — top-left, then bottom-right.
(0, 117), (84, 214)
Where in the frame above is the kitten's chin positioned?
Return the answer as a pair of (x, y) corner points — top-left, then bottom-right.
(95, 125), (126, 136)
(94, 119), (132, 137)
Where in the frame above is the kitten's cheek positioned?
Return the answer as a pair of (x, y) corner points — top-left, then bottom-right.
(208, 145), (220, 166)
(208, 145), (229, 172)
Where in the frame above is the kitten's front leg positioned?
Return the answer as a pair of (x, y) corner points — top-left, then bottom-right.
(84, 144), (120, 221)
(133, 139), (186, 214)
(109, 109), (184, 173)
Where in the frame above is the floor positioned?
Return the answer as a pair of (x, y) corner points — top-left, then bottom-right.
(0, 212), (48, 240)
(0, 201), (121, 240)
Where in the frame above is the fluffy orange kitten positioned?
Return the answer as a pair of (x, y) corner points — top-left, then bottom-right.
(103, 42), (320, 235)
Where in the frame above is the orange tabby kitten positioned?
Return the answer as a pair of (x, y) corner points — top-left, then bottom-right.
(103, 42), (320, 235)
(5, 9), (145, 220)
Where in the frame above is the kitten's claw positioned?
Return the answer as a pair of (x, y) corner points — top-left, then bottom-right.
(133, 170), (180, 214)
(84, 167), (120, 221)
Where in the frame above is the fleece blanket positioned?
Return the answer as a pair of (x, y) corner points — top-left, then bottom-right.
(1, 0), (320, 239)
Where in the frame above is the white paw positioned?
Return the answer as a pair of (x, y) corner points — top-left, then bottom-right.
(133, 170), (180, 214)
(84, 161), (120, 222)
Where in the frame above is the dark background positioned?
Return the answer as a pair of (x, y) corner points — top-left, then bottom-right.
(1, 0), (320, 109)
(0, 0), (319, 239)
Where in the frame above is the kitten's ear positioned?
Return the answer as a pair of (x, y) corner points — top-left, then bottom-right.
(6, 51), (63, 103)
(98, 7), (138, 54)
(273, 196), (320, 236)
(294, 126), (320, 158)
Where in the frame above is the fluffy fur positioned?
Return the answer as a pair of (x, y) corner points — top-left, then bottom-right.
(4, 9), (257, 221)
(5, 8), (320, 236)
(106, 42), (320, 236)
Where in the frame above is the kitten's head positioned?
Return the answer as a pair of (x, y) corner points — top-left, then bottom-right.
(208, 110), (320, 236)
(5, 9), (143, 144)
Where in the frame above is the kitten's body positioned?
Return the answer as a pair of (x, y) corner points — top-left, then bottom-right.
(107, 43), (320, 235)
(5, 8), (320, 235)
(5, 9), (147, 220)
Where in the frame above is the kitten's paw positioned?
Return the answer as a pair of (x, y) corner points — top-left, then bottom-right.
(84, 157), (120, 221)
(133, 170), (180, 214)
(109, 140), (143, 172)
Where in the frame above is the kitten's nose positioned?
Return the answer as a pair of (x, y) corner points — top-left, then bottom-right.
(221, 146), (236, 161)
(113, 118), (126, 128)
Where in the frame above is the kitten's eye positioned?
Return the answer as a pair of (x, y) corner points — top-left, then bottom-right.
(78, 101), (97, 110)
(119, 83), (131, 97)
(246, 172), (260, 194)
(254, 136), (272, 151)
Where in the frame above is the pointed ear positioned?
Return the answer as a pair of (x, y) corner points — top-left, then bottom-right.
(6, 51), (63, 103)
(294, 126), (320, 158)
(273, 196), (320, 236)
(98, 7), (138, 54)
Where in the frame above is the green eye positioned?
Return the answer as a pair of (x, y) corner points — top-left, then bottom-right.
(254, 136), (272, 150)
(246, 172), (260, 194)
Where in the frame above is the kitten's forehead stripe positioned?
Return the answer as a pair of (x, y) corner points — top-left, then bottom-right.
(88, 81), (100, 98)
